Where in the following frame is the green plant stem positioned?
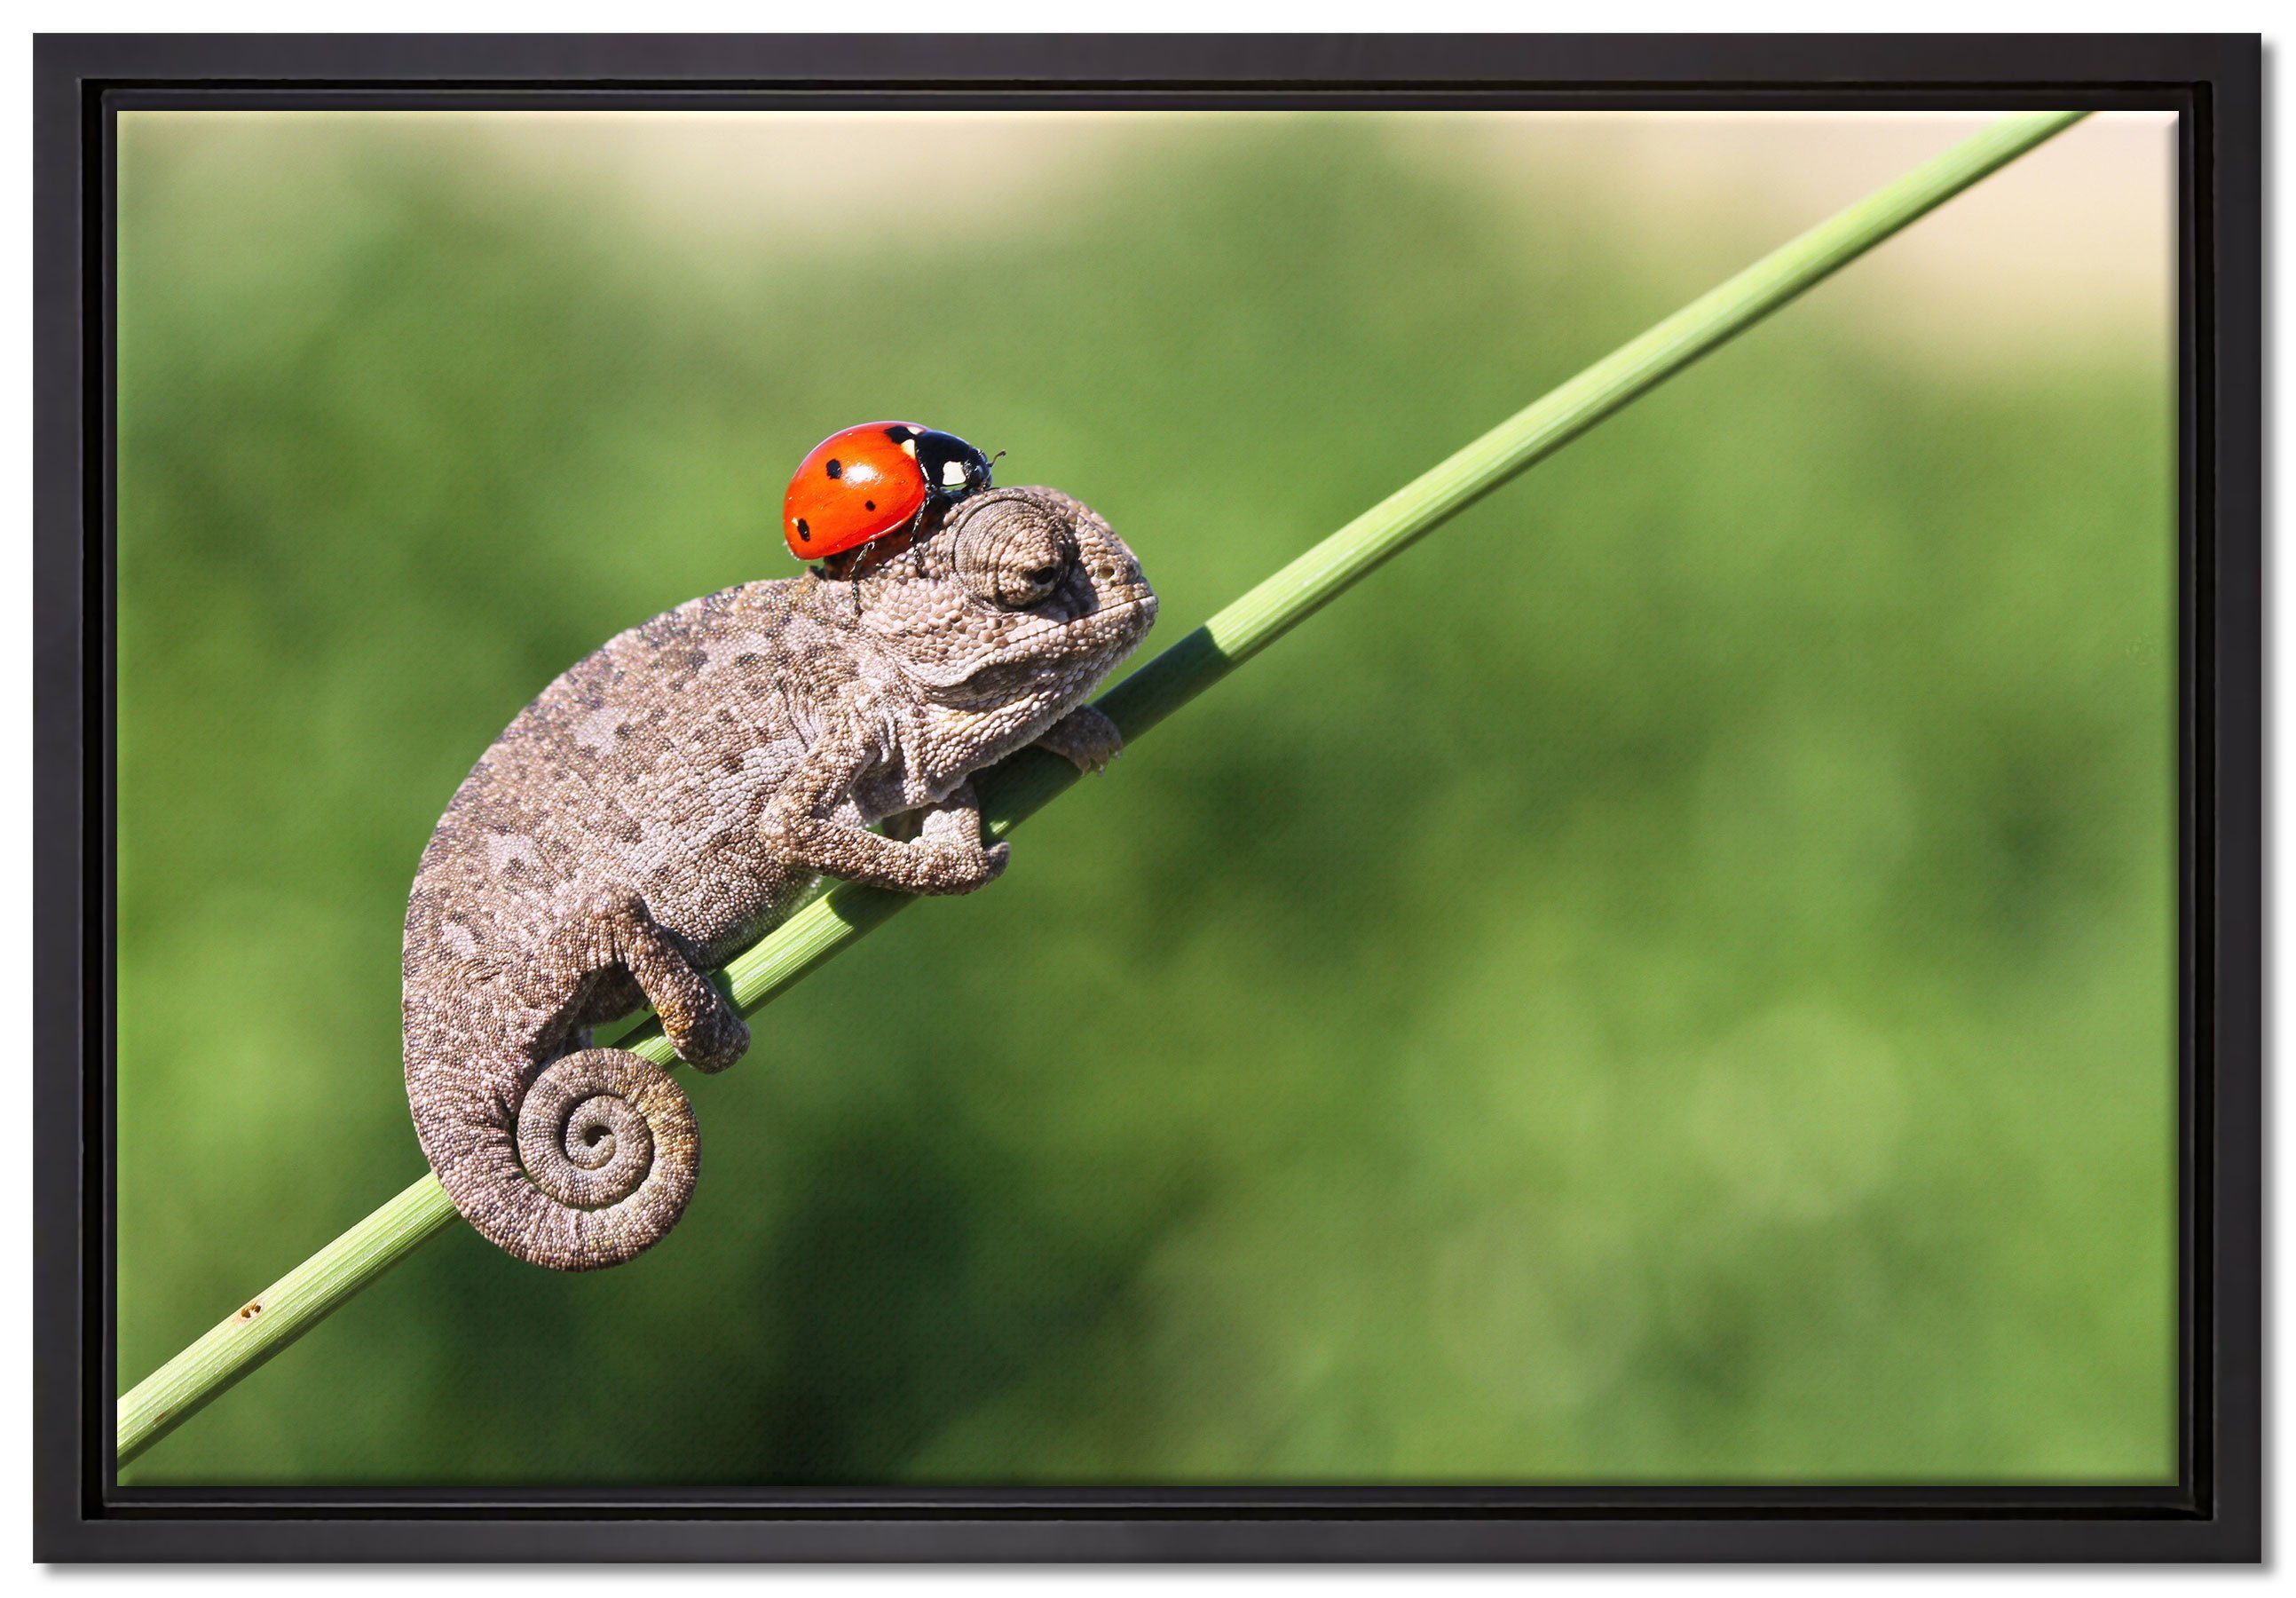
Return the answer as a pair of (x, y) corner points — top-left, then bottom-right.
(114, 108), (2087, 1471)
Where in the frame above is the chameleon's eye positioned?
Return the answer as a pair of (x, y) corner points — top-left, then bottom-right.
(1005, 561), (1064, 609)
(953, 497), (1075, 611)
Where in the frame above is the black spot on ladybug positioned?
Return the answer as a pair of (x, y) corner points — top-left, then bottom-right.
(825, 459), (842, 479)
(796, 518), (811, 542)
(864, 501), (875, 511)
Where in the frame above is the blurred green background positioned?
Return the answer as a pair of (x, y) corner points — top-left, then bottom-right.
(114, 110), (2177, 1485)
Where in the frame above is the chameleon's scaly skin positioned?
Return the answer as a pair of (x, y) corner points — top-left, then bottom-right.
(402, 487), (1156, 1270)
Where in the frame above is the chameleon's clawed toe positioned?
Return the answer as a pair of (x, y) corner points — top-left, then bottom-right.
(677, 1008), (750, 1074)
(1034, 703), (1124, 775)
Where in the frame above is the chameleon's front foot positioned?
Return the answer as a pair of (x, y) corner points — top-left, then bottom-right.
(1034, 703), (1124, 774)
(911, 782), (1010, 892)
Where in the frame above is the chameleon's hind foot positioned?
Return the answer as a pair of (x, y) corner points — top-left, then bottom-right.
(577, 897), (753, 1076)
(675, 999), (749, 1075)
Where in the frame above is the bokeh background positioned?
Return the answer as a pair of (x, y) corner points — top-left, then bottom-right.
(114, 110), (2179, 1486)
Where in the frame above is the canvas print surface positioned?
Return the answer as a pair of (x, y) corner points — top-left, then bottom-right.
(113, 108), (2178, 1487)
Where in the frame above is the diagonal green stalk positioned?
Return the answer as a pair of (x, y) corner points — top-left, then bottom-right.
(114, 109), (2087, 1471)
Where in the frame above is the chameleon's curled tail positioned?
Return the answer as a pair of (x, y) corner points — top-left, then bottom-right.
(422, 1048), (698, 1272)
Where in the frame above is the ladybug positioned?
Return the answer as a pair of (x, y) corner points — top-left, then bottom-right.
(782, 422), (996, 574)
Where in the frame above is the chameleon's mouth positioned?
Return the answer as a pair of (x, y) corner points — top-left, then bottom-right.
(1058, 585), (1158, 635)
(1084, 591), (1156, 621)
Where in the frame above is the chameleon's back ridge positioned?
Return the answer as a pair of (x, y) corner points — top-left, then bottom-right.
(402, 487), (1157, 1270)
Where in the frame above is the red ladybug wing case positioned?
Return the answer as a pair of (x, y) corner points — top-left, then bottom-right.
(782, 422), (932, 559)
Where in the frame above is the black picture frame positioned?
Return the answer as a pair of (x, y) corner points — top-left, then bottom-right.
(33, 32), (2262, 1563)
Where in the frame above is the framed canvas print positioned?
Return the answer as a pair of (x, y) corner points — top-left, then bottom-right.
(32, 33), (2261, 1562)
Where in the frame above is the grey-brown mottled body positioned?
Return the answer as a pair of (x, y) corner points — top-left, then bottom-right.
(403, 487), (1156, 1270)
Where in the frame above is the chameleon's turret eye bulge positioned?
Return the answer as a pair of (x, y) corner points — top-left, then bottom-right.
(951, 493), (1077, 611)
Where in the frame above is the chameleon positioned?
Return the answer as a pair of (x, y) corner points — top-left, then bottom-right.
(402, 486), (1157, 1270)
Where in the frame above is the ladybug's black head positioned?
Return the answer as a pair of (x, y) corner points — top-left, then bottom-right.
(908, 428), (996, 504)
